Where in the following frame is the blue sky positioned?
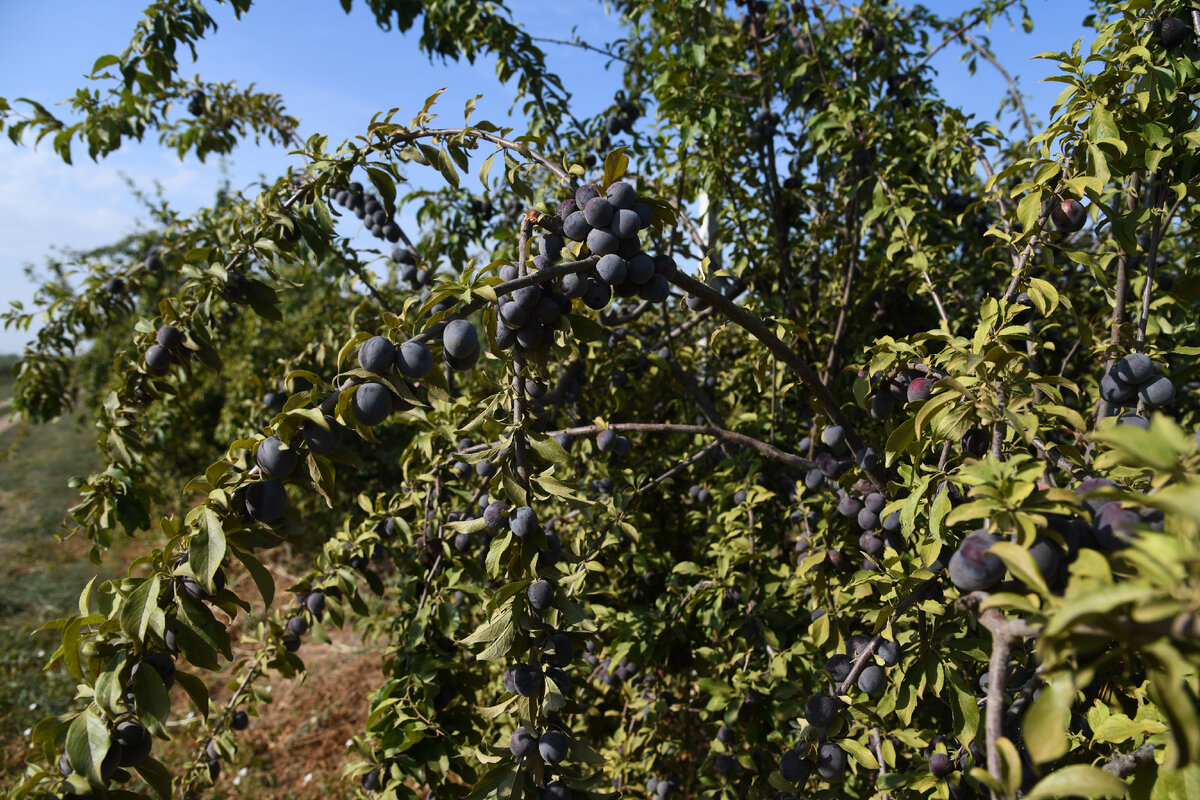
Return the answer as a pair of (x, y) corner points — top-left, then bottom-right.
(0, 0), (1087, 354)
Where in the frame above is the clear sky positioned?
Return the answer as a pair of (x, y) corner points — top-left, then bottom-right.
(0, 0), (1087, 355)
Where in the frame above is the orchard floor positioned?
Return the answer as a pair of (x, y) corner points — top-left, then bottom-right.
(0, 375), (382, 799)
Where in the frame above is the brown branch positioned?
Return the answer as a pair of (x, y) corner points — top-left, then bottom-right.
(668, 271), (889, 492)
(511, 215), (534, 500)
(553, 423), (814, 472)
(1104, 742), (1155, 777)
(962, 33), (1033, 140)
(1001, 204), (1053, 302)
(390, 127), (569, 182)
(838, 580), (933, 693)
(914, 0), (1023, 69)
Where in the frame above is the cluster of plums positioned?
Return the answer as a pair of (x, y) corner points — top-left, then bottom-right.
(556, 180), (675, 306)
(864, 370), (935, 422)
(144, 323), (186, 376)
(778, 634), (902, 787)
(606, 98), (640, 136)
(282, 588), (328, 652)
(391, 246), (438, 291)
(1099, 352), (1176, 426)
(330, 182), (402, 242)
(944, 475), (1164, 595)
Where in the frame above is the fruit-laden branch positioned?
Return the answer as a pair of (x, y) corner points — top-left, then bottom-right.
(511, 215), (535, 499)
(838, 578), (935, 694)
(552, 423), (814, 472)
(668, 271), (891, 492)
(408, 255), (599, 345)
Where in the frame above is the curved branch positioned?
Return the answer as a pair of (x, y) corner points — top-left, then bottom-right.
(667, 271), (890, 492)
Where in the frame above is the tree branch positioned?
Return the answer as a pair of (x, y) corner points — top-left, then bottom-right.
(668, 271), (889, 492)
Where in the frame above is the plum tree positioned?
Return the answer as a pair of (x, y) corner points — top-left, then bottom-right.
(5, 2), (1200, 799)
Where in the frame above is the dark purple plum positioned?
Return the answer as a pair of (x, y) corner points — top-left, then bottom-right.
(947, 531), (1004, 591)
(1114, 353), (1154, 384)
(857, 664), (885, 694)
(145, 344), (171, 374)
(1138, 375), (1175, 408)
(538, 730), (568, 764)
(443, 320), (480, 359)
(396, 341), (434, 379)
(245, 480), (288, 523)
(816, 743), (847, 780)
(510, 506), (538, 538)
(357, 336), (396, 373)
(352, 383), (392, 426)
(587, 227), (620, 256)
(510, 727), (537, 758)
(1051, 199), (1087, 232)
(156, 324), (183, 350)
(606, 181), (636, 209)
(805, 694), (840, 727)
(527, 579), (554, 611)
(256, 436), (297, 478)
(303, 416), (342, 455)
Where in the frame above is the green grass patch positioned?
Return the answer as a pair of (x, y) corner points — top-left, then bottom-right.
(0, 408), (116, 773)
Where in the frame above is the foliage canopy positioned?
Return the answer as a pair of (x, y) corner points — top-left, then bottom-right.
(4, 1), (1200, 799)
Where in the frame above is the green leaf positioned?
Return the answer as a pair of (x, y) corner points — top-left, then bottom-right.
(1043, 584), (1151, 636)
(1024, 765), (1129, 799)
(477, 618), (515, 662)
(1023, 679), (1071, 764)
(526, 431), (569, 465)
(120, 575), (164, 642)
(190, 507), (226, 592)
(366, 165), (397, 214)
(989, 541), (1051, 596)
(946, 670), (980, 745)
(131, 657), (171, 733)
(232, 548), (275, 608)
(173, 669), (209, 717)
(839, 738), (879, 770)
(135, 756), (173, 800)
(66, 708), (109, 782)
(91, 54), (120, 73)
